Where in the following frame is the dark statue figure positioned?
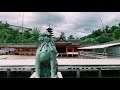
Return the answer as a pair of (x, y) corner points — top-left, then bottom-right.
(35, 32), (58, 78)
(59, 32), (66, 41)
(55, 32), (67, 42)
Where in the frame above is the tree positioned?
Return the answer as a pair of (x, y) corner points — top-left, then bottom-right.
(0, 29), (7, 43)
(82, 38), (91, 45)
(110, 25), (118, 32)
(6, 29), (20, 43)
(31, 28), (41, 43)
(104, 25), (112, 34)
(82, 38), (99, 45)
(118, 23), (120, 27)
(24, 30), (31, 38)
(0, 21), (43, 44)
(80, 36), (87, 40)
(112, 28), (120, 39)
(96, 35), (112, 43)
(90, 29), (103, 38)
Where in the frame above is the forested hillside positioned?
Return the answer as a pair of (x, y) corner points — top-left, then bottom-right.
(0, 21), (40, 44)
(1, 21), (120, 46)
(80, 23), (120, 45)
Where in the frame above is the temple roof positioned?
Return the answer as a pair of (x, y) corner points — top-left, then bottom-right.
(54, 32), (81, 45)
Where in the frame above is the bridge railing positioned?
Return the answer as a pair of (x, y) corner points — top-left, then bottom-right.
(79, 51), (107, 59)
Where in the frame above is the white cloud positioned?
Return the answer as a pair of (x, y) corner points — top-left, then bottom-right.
(0, 12), (120, 38)
(76, 32), (89, 37)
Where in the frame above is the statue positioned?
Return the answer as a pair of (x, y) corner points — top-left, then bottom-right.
(35, 32), (58, 78)
(55, 32), (67, 42)
(59, 32), (66, 41)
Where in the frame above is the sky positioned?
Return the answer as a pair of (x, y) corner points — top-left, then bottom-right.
(0, 12), (120, 38)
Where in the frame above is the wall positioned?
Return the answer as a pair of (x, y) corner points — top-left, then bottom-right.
(94, 48), (105, 53)
(106, 46), (120, 56)
(94, 45), (120, 56)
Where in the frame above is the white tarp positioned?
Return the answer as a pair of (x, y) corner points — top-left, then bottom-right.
(78, 43), (120, 49)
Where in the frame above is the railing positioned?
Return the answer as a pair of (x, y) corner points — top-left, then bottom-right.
(15, 51), (36, 55)
(58, 52), (79, 57)
(79, 51), (107, 59)
(58, 53), (67, 57)
(0, 50), (8, 55)
(67, 52), (79, 57)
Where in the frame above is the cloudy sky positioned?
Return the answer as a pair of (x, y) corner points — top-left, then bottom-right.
(0, 12), (120, 38)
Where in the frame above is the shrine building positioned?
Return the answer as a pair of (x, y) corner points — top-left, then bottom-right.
(0, 27), (81, 57)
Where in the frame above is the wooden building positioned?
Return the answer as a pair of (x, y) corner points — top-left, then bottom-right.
(8, 44), (38, 55)
(0, 26), (81, 56)
(0, 44), (38, 55)
(0, 34), (81, 57)
(55, 34), (81, 57)
(78, 39), (120, 58)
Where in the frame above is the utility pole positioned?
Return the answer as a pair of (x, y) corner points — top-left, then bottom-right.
(21, 12), (24, 43)
(100, 18), (106, 35)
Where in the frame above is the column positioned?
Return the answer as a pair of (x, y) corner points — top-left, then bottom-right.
(7, 68), (11, 78)
(98, 68), (102, 78)
(72, 48), (73, 57)
(66, 47), (68, 57)
(76, 69), (80, 78)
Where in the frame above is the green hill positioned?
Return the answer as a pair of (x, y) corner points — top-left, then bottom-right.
(0, 21), (40, 44)
(80, 23), (120, 45)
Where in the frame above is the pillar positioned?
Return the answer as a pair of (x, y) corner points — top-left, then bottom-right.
(72, 48), (74, 52)
(98, 68), (102, 78)
(76, 69), (80, 78)
(7, 68), (11, 78)
(66, 47), (68, 54)
(66, 47), (68, 57)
